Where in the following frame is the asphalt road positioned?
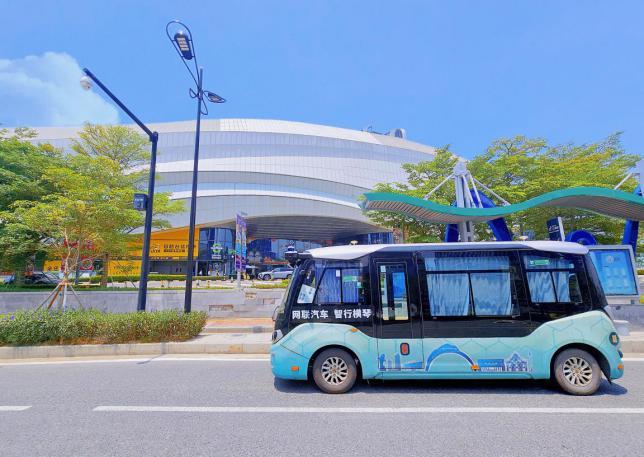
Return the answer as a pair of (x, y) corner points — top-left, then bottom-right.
(1, 355), (643, 457)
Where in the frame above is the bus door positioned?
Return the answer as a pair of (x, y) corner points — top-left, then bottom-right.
(373, 256), (424, 372)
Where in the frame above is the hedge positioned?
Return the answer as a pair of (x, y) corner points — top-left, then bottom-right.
(0, 309), (207, 346)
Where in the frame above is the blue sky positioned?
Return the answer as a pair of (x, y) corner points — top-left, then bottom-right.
(1, 0), (643, 159)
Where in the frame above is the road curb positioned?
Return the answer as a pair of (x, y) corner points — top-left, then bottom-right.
(621, 339), (644, 353)
(1, 339), (642, 360)
(0, 342), (271, 359)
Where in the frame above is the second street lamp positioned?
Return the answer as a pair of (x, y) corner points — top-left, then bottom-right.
(166, 20), (226, 313)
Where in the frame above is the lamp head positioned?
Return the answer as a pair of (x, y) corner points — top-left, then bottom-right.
(174, 31), (194, 60)
(205, 91), (226, 103)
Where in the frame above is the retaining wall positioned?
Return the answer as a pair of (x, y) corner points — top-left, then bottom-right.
(0, 288), (285, 317)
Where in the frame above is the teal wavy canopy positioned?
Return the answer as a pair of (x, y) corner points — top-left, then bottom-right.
(362, 186), (644, 223)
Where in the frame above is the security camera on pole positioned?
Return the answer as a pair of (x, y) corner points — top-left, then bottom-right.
(80, 69), (158, 312)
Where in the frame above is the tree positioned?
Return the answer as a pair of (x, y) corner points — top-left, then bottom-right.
(1, 124), (184, 285)
(367, 134), (641, 246)
(366, 146), (459, 242)
(72, 124), (184, 282)
(0, 128), (63, 280)
(468, 134), (640, 245)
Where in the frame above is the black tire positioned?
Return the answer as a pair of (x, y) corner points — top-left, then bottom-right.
(553, 348), (602, 395)
(285, 274), (292, 280)
(312, 348), (358, 394)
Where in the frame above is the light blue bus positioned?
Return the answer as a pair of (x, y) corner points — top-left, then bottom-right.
(271, 241), (624, 394)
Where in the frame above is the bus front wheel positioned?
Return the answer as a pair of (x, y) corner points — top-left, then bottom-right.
(312, 348), (357, 394)
(553, 348), (601, 395)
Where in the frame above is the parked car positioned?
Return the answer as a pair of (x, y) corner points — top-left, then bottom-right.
(258, 267), (294, 281)
(24, 272), (61, 285)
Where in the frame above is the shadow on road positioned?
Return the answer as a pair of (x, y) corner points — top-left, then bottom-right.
(274, 378), (627, 396)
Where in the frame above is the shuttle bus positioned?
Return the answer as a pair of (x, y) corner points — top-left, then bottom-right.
(271, 241), (624, 395)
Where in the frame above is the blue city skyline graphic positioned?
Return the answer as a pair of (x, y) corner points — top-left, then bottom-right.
(377, 343), (531, 373)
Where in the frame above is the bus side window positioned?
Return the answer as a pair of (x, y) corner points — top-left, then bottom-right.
(422, 251), (518, 318)
(314, 263), (366, 306)
(522, 253), (589, 313)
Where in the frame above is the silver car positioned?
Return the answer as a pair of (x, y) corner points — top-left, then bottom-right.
(258, 267), (294, 280)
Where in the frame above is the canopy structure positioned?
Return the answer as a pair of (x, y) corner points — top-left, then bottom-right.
(362, 186), (644, 224)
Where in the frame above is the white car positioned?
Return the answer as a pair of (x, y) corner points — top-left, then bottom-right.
(258, 267), (294, 280)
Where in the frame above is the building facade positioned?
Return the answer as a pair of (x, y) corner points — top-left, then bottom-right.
(33, 119), (436, 275)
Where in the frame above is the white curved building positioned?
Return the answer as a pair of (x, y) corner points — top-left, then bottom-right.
(33, 119), (436, 274)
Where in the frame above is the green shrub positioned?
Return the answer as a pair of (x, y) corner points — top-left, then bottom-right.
(252, 280), (289, 289)
(0, 309), (207, 346)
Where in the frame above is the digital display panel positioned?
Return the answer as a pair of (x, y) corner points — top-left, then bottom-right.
(588, 247), (639, 296)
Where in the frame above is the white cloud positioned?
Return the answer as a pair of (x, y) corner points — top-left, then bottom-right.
(0, 52), (119, 127)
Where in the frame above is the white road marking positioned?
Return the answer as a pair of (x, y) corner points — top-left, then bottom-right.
(93, 406), (644, 414)
(0, 406), (31, 411)
(621, 358), (644, 362)
(0, 356), (269, 366)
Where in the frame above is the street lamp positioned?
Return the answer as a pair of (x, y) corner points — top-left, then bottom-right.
(166, 20), (226, 313)
(80, 68), (158, 313)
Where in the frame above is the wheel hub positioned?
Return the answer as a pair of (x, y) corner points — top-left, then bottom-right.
(562, 356), (593, 387)
(321, 357), (349, 385)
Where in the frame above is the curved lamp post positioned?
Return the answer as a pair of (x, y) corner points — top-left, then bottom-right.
(166, 20), (226, 313)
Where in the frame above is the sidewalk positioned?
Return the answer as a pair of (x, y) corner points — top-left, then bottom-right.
(0, 332), (272, 359)
(204, 317), (273, 333)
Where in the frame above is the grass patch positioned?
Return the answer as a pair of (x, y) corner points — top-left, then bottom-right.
(0, 309), (207, 346)
(251, 283), (288, 289)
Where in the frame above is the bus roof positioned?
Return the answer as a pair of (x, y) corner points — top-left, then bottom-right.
(306, 241), (589, 261)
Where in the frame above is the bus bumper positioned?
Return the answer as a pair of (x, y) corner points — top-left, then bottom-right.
(606, 346), (624, 381)
(271, 344), (309, 380)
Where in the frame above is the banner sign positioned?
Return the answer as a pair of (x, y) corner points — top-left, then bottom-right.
(235, 214), (247, 272)
(290, 305), (372, 323)
(547, 217), (565, 241)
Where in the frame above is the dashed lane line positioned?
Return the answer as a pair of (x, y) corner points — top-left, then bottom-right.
(0, 406), (31, 411)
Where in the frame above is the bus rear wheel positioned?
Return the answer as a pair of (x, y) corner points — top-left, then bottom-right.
(553, 348), (601, 395)
(312, 348), (357, 394)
